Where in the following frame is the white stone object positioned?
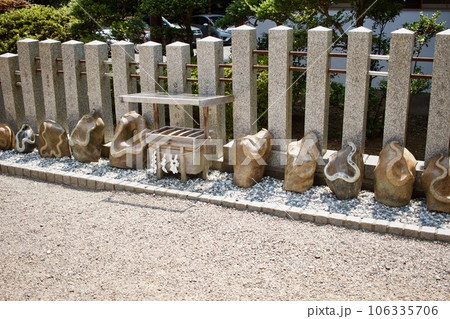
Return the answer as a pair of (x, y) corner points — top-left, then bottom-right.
(169, 154), (179, 174)
(148, 150), (157, 174)
(161, 153), (168, 173)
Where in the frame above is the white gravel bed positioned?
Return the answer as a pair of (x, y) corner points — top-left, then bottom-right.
(1, 149), (449, 229)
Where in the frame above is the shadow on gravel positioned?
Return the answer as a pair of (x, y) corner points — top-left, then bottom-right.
(0, 151), (16, 160)
(37, 159), (56, 168)
(60, 160), (83, 171)
(285, 193), (311, 209)
(418, 209), (448, 228)
(102, 196), (194, 213)
(368, 205), (401, 222)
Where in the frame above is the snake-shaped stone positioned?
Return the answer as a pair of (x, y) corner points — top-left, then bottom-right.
(385, 141), (414, 187)
(15, 124), (36, 153)
(430, 154), (450, 204)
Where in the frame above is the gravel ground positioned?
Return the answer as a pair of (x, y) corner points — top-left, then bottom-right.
(0, 174), (449, 300)
(1, 150), (449, 229)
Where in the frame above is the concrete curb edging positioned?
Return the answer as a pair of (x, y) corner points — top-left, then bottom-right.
(1, 160), (449, 243)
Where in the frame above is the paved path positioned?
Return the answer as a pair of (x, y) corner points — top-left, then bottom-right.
(0, 174), (448, 300)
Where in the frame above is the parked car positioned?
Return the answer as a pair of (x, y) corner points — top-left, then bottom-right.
(163, 17), (203, 45)
(99, 17), (202, 46)
(191, 27), (204, 45)
(191, 14), (232, 45)
(98, 27), (118, 45)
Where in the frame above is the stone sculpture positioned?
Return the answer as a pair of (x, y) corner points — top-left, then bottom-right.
(110, 111), (150, 169)
(284, 133), (320, 193)
(37, 120), (71, 158)
(15, 124), (36, 153)
(69, 110), (105, 162)
(0, 123), (14, 150)
(324, 142), (364, 199)
(374, 141), (417, 206)
(233, 128), (273, 188)
(421, 154), (450, 213)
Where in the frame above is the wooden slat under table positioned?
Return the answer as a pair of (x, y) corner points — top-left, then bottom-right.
(147, 126), (205, 149)
(146, 126), (208, 182)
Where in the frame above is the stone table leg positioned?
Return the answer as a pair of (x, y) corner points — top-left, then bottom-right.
(180, 146), (187, 183)
(153, 103), (160, 130)
(201, 144), (208, 180)
(156, 144), (163, 180)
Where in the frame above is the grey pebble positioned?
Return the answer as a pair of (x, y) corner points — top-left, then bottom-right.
(1, 149), (449, 230)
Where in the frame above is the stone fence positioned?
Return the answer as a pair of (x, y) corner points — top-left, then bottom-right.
(0, 26), (449, 192)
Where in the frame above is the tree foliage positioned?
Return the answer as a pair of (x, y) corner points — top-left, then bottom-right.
(0, 5), (74, 54)
(140, 0), (208, 45)
(218, 0), (405, 49)
(0, 0), (31, 14)
(403, 11), (445, 95)
(69, 0), (140, 42)
(70, 0), (210, 45)
(350, 0), (403, 27)
(28, 0), (69, 7)
(403, 11), (445, 57)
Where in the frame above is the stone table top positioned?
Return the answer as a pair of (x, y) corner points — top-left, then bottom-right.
(120, 92), (234, 107)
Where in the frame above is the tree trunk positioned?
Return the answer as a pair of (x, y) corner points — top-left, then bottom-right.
(354, 0), (366, 27)
(183, 10), (194, 55)
(149, 14), (163, 43)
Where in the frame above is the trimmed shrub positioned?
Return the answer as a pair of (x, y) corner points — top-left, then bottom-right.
(0, 5), (74, 54)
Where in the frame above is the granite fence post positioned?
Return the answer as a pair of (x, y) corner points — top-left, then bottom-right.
(62, 40), (89, 132)
(166, 41), (193, 128)
(425, 29), (450, 163)
(85, 40), (114, 142)
(0, 53), (24, 131)
(197, 36), (225, 159)
(0, 83), (3, 125)
(232, 25), (257, 138)
(111, 41), (138, 123)
(268, 25), (293, 151)
(39, 39), (67, 131)
(304, 26), (332, 153)
(342, 27), (372, 151)
(383, 28), (415, 147)
(138, 41), (165, 129)
(17, 38), (45, 129)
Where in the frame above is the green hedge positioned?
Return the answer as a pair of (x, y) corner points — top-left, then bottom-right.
(0, 5), (74, 54)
